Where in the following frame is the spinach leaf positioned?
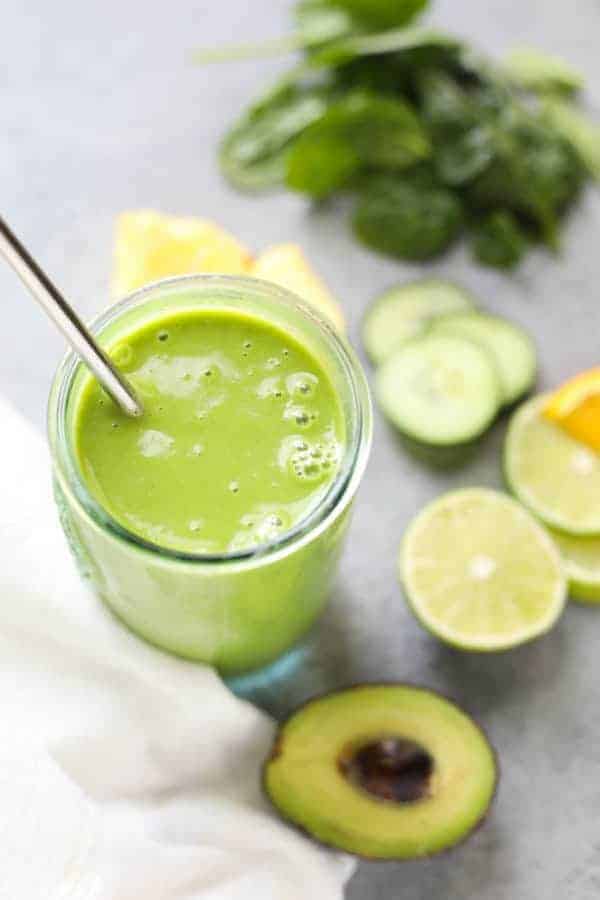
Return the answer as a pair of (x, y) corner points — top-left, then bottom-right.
(211, 0), (594, 270)
(220, 82), (335, 191)
(419, 71), (478, 135)
(194, 0), (358, 63)
(330, 0), (429, 28)
(312, 26), (459, 67)
(294, 0), (359, 46)
(435, 126), (496, 186)
(471, 211), (528, 269)
(542, 99), (600, 181)
(467, 111), (584, 247)
(353, 173), (463, 259)
(285, 92), (430, 197)
(287, 133), (361, 197)
(503, 47), (583, 96)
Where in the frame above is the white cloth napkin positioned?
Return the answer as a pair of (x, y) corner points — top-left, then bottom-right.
(0, 395), (354, 899)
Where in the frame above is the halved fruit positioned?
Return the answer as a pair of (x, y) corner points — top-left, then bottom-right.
(375, 333), (501, 447)
(544, 368), (600, 452)
(547, 528), (600, 603)
(505, 395), (600, 535)
(112, 210), (253, 297)
(363, 279), (476, 364)
(429, 312), (537, 407)
(400, 488), (566, 650)
(251, 243), (345, 332)
(265, 684), (497, 860)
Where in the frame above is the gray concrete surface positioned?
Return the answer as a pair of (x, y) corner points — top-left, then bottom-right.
(3, 1), (600, 896)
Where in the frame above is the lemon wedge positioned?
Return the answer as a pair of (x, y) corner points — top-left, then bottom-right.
(252, 244), (345, 332)
(112, 210), (253, 297)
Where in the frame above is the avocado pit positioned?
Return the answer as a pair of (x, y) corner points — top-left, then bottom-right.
(339, 737), (434, 804)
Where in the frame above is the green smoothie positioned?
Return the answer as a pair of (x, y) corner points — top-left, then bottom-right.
(74, 308), (345, 555)
(50, 276), (371, 674)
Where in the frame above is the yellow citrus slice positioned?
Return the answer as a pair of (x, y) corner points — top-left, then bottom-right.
(544, 368), (600, 452)
(251, 244), (345, 332)
(112, 210), (253, 297)
(505, 395), (600, 535)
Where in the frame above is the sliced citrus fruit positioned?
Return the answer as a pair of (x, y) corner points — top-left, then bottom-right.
(112, 210), (253, 297)
(505, 395), (600, 535)
(400, 488), (566, 651)
(251, 243), (345, 331)
(544, 368), (600, 452)
(547, 528), (600, 603)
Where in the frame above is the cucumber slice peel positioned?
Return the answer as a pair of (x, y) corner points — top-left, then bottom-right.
(376, 333), (502, 446)
(429, 312), (537, 407)
(363, 279), (476, 364)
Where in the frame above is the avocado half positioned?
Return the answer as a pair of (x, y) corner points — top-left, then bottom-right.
(264, 684), (498, 860)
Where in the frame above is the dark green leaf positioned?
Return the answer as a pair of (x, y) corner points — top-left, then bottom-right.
(503, 47), (583, 96)
(418, 71), (478, 136)
(471, 211), (528, 269)
(294, 0), (358, 45)
(330, 0), (429, 28)
(220, 81), (334, 191)
(434, 125), (496, 186)
(542, 99), (600, 180)
(312, 26), (459, 67)
(353, 174), (463, 259)
(287, 133), (361, 197)
(467, 111), (584, 247)
(284, 91), (431, 197)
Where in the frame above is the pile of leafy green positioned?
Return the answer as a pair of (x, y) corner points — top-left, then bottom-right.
(199, 0), (600, 270)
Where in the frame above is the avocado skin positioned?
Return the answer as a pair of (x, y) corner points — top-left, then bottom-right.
(262, 682), (499, 861)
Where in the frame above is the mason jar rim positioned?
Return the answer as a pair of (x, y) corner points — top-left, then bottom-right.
(47, 274), (372, 570)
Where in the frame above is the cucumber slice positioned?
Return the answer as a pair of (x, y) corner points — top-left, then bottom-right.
(363, 279), (476, 365)
(429, 313), (536, 407)
(375, 334), (502, 446)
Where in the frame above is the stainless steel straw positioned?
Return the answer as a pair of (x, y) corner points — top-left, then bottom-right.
(0, 216), (143, 417)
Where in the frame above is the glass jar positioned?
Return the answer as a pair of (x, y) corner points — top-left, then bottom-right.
(48, 275), (372, 675)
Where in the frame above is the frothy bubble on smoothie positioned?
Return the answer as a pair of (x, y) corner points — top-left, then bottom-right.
(284, 403), (318, 429)
(278, 432), (341, 483)
(133, 353), (239, 399)
(257, 376), (282, 399)
(229, 506), (290, 551)
(286, 372), (318, 398)
(138, 429), (175, 458)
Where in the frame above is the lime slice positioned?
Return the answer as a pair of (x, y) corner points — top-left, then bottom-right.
(400, 488), (566, 651)
(548, 528), (600, 603)
(505, 395), (600, 535)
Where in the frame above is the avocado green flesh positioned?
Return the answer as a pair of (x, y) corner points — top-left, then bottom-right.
(265, 684), (497, 859)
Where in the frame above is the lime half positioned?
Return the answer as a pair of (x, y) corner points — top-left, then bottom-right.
(505, 395), (600, 535)
(400, 488), (566, 651)
(548, 528), (600, 603)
